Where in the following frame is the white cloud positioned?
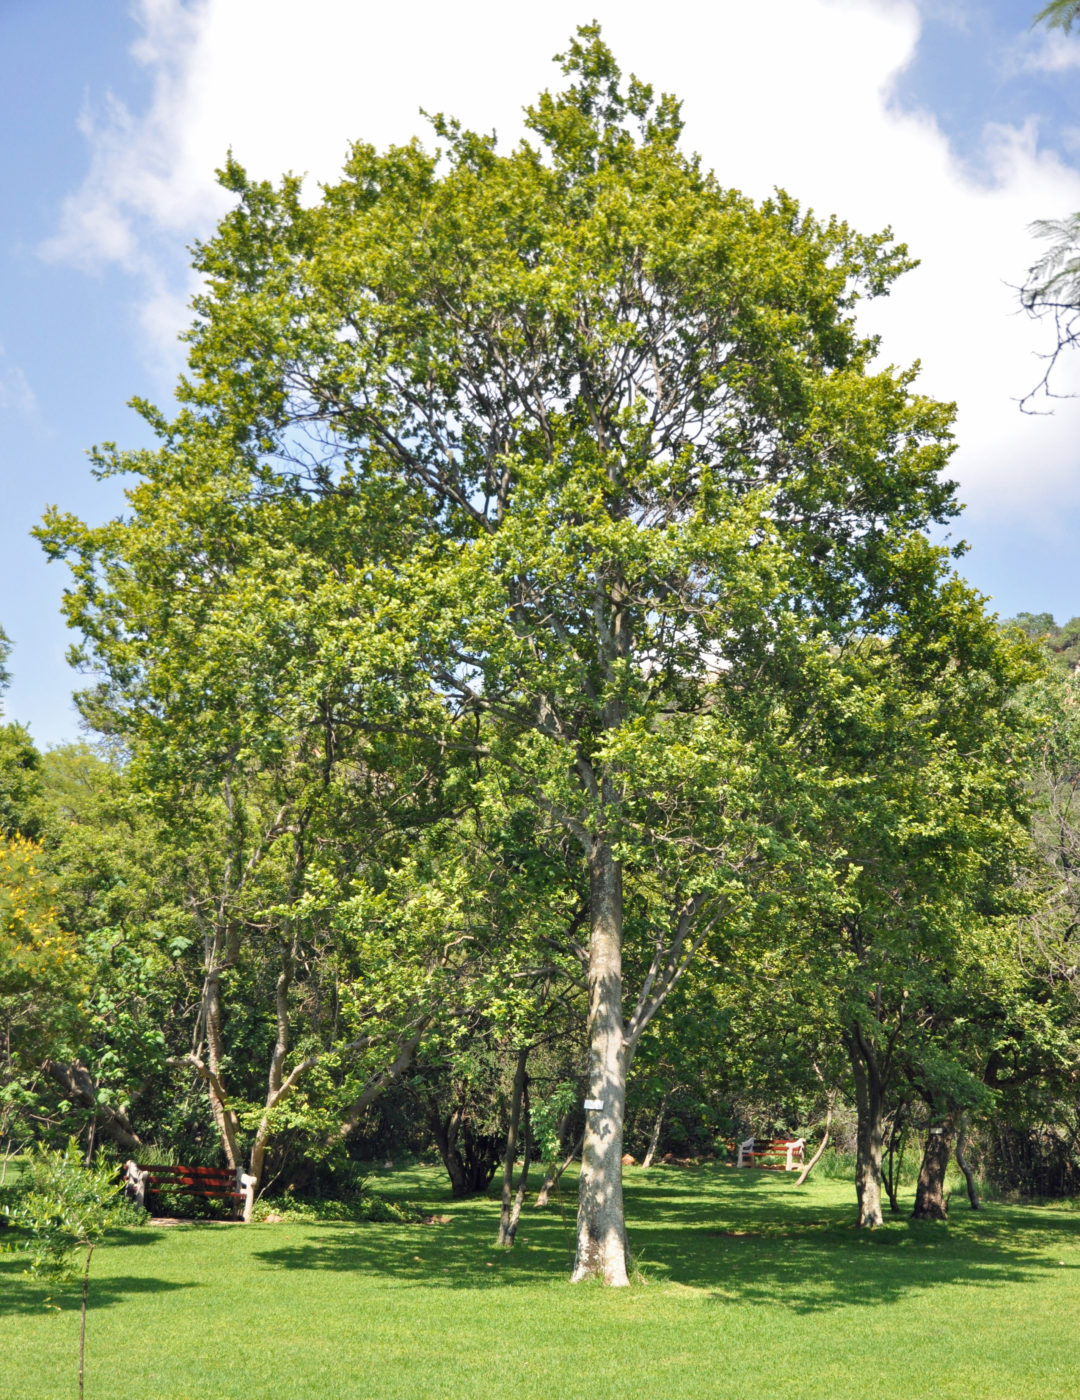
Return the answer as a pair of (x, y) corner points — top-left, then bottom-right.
(910, 0), (974, 31)
(41, 0), (1080, 524)
(1022, 32), (1080, 73)
(0, 346), (38, 419)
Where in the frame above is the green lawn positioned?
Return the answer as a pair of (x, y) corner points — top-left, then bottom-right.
(4, 1162), (1080, 1399)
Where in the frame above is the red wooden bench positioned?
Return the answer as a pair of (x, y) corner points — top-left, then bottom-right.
(736, 1136), (805, 1171)
(124, 1161), (256, 1219)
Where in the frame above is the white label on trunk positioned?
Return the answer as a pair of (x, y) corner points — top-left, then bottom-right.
(583, 1098), (604, 1110)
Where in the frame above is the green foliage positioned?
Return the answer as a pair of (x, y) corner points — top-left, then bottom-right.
(531, 1081), (578, 1164)
(2, 1140), (141, 1287)
(0, 624), (10, 704)
(250, 1180), (423, 1224)
(0, 723), (44, 840)
(1034, 0), (1080, 34)
(1008, 612), (1080, 672)
(0, 836), (86, 1139)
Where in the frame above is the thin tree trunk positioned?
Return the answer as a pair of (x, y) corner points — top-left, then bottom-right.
(533, 1109), (569, 1205)
(79, 1243), (94, 1400)
(641, 1092), (669, 1170)
(572, 842), (629, 1286)
(955, 1114), (981, 1210)
(245, 935), (296, 1219)
(883, 1102), (909, 1214)
(912, 1114), (955, 1221)
(536, 1130), (583, 1207)
(202, 959), (240, 1170)
(503, 1079), (532, 1247)
(794, 1107), (831, 1187)
(851, 1040), (885, 1228)
(497, 1048), (529, 1247)
(333, 1026), (425, 1143)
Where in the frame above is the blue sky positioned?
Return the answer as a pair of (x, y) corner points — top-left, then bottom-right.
(2, 0), (1079, 746)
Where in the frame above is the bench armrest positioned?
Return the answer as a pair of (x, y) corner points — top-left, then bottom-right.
(236, 1170), (258, 1221)
(123, 1160), (150, 1210)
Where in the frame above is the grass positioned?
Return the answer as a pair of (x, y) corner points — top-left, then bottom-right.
(3, 1160), (1080, 1399)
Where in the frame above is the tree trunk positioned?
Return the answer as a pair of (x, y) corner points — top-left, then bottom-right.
(536, 1130), (582, 1207)
(641, 1092), (669, 1170)
(851, 1042), (885, 1228)
(497, 1047), (529, 1247)
(202, 959), (240, 1170)
(572, 843), (630, 1286)
(42, 1061), (143, 1153)
(332, 1027), (424, 1143)
(794, 1107), (831, 1187)
(79, 1243), (93, 1400)
(245, 1139), (269, 1222)
(955, 1114), (981, 1210)
(430, 1108), (469, 1197)
(912, 1114), (955, 1221)
(429, 1105), (501, 1197)
(244, 936), (296, 1218)
(502, 1079), (532, 1247)
(883, 1102), (909, 1214)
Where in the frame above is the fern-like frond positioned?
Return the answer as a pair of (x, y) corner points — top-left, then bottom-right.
(1033, 0), (1080, 34)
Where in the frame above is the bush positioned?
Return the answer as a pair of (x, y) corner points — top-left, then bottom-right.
(250, 1177), (423, 1224)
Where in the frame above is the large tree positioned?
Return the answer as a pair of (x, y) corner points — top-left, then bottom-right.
(44, 29), (967, 1281)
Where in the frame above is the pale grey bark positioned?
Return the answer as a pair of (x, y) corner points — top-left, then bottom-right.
(851, 1041), (885, 1228)
(197, 933), (241, 1170)
(572, 843), (630, 1286)
(246, 932), (298, 1217)
(499, 1071), (532, 1248)
(794, 1106), (831, 1187)
(641, 1092), (669, 1170)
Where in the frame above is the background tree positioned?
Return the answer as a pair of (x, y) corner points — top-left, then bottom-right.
(0, 835), (85, 1156)
(0, 626), (44, 842)
(777, 580), (1035, 1225)
(1022, 4), (1080, 404)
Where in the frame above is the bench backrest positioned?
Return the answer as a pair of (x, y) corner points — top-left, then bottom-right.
(130, 1164), (239, 1196)
(135, 1164), (233, 1179)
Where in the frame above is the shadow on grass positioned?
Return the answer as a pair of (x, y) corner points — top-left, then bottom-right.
(0, 1222), (210, 1316)
(633, 1168), (1079, 1311)
(251, 1164), (1080, 1312)
(0, 1258), (196, 1317)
